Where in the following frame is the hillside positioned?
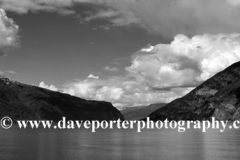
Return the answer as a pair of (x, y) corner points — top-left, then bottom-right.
(148, 61), (240, 121)
(0, 76), (124, 122)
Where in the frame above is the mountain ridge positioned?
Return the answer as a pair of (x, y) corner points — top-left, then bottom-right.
(0, 75), (124, 121)
(147, 61), (240, 121)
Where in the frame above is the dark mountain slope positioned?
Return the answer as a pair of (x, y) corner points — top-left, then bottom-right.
(148, 61), (240, 121)
(0, 76), (124, 121)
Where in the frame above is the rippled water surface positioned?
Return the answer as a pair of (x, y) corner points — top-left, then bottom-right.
(0, 126), (240, 160)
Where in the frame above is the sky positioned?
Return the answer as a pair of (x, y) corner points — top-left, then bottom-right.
(1, 0), (240, 109)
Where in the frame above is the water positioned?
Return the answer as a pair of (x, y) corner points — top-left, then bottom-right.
(0, 126), (240, 160)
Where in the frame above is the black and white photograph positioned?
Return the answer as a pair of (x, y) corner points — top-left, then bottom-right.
(0, 0), (240, 160)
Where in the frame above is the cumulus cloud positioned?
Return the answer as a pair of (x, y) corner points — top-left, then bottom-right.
(63, 75), (194, 109)
(127, 34), (240, 88)
(87, 74), (99, 79)
(63, 33), (240, 108)
(3, 0), (240, 37)
(0, 9), (19, 56)
(104, 66), (118, 72)
(39, 81), (58, 91)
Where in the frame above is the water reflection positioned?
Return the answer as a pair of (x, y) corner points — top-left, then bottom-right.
(202, 125), (240, 160)
(0, 126), (240, 160)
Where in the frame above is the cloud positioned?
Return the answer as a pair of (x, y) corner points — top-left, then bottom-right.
(63, 75), (194, 109)
(84, 8), (141, 27)
(5, 70), (17, 74)
(110, 57), (127, 66)
(141, 46), (155, 52)
(3, 0), (240, 38)
(0, 0), (78, 15)
(83, 0), (240, 38)
(87, 74), (99, 79)
(103, 66), (118, 72)
(39, 81), (58, 91)
(0, 9), (19, 56)
(0, 70), (17, 75)
(63, 33), (240, 109)
(127, 34), (240, 88)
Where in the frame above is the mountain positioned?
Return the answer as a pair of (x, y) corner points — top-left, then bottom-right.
(121, 103), (165, 120)
(147, 61), (240, 121)
(0, 75), (124, 122)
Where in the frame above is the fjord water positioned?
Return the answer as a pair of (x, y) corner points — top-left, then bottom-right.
(0, 126), (240, 160)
